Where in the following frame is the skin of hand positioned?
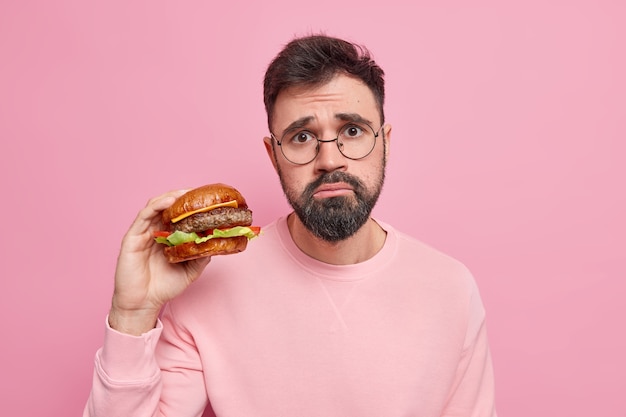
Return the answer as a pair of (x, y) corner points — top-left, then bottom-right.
(108, 190), (212, 336)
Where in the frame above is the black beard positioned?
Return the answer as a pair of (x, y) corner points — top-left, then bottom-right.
(282, 170), (384, 242)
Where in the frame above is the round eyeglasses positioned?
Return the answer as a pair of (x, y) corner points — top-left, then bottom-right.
(270, 122), (384, 165)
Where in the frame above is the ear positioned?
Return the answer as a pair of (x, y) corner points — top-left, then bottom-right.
(264, 136), (279, 171)
(383, 124), (392, 158)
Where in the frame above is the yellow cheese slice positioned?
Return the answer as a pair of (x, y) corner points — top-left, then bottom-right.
(170, 200), (238, 223)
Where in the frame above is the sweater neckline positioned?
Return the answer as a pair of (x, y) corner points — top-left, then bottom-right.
(275, 215), (397, 282)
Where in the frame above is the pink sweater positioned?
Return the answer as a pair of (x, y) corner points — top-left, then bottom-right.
(84, 217), (496, 417)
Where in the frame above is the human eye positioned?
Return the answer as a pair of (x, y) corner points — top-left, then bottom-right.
(340, 124), (365, 139)
(287, 131), (316, 145)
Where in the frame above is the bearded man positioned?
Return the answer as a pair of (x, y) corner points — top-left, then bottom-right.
(85, 35), (497, 417)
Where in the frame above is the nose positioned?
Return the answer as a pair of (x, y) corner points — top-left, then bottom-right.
(314, 137), (347, 173)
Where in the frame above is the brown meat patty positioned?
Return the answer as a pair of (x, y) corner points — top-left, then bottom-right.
(172, 207), (253, 233)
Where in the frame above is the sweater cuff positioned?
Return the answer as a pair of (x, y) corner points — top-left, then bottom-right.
(97, 315), (163, 381)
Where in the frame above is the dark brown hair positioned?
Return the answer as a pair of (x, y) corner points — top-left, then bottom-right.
(263, 34), (385, 130)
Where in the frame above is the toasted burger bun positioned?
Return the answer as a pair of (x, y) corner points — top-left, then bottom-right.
(162, 183), (248, 225)
(163, 235), (249, 263)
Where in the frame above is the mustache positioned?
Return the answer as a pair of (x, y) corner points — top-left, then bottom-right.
(303, 171), (365, 199)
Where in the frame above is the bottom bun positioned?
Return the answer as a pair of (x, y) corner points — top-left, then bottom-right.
(163, 236), (249, 263)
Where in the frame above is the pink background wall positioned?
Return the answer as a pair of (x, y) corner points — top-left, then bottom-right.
(1, 1), (624, 416)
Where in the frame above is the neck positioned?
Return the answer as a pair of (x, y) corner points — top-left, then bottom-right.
(286, 212), (387, 265)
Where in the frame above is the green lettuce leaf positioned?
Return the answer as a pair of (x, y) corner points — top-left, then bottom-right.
(195, 226), (259, 243)
(155, 227), (258, 247)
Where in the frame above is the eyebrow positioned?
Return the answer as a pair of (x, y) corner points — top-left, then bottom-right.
(281, 113), (373, 135)
(282, 116), (315, 134)
(335, 112), (374, 125)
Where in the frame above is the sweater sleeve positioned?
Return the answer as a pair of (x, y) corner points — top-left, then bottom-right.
(83, 317), (163, 417)
(442, 286), (498, 417)
(83, 310), (210, 417)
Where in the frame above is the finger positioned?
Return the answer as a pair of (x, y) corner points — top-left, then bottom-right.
(128, 189), (190, 235)
(147, 188), (190, 211)
(184, 255), (212, 279)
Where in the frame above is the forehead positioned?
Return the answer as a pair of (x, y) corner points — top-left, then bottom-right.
(272, 74), (379, 132)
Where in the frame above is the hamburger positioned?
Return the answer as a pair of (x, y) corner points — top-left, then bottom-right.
(154, 183), (260, 263)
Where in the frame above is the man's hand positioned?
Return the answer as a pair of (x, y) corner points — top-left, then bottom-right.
(108, 190), (211, 335)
